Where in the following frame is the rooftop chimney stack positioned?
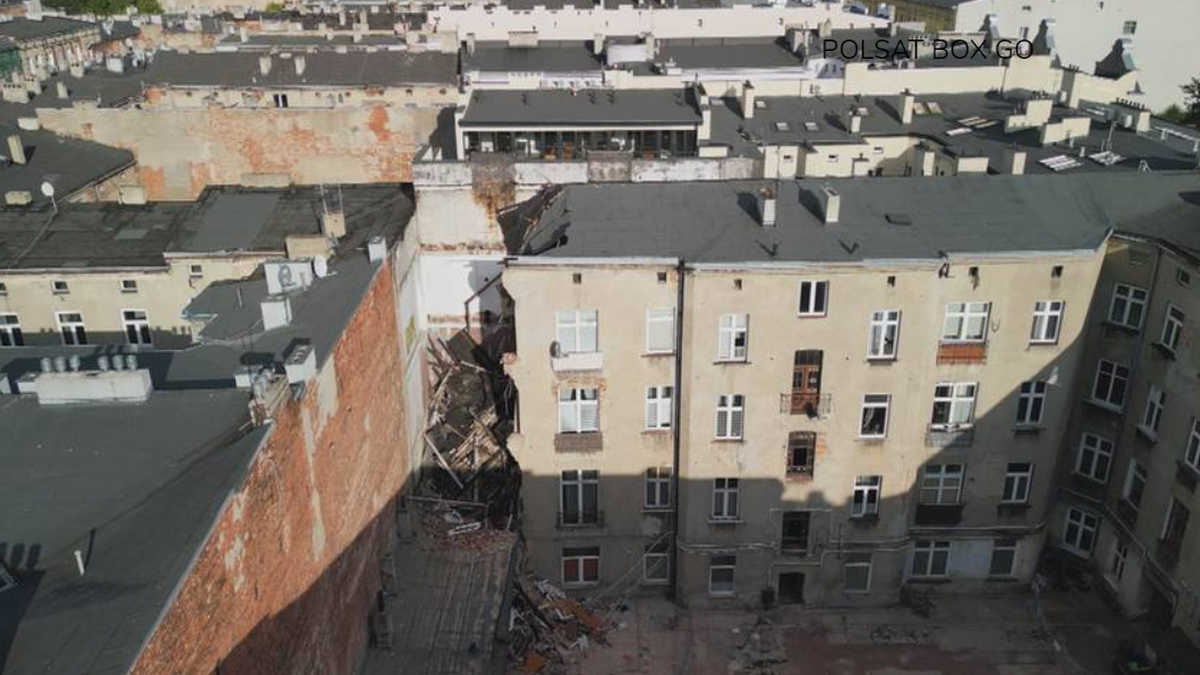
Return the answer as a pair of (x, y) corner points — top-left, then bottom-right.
(294, 54), (306, 76)
(55, 81), (68, 99)
(740, 82), (756, 120)
(849, 111), (862, 134)
(900, 89), (915, 124)
(757, 187), (777, 227)
(259, 55), (272, 76)
(7, 134), (26, 165)
(466, 32), (476, 54)
(593, 33), (605, 56)
(820, 186), (840, 224)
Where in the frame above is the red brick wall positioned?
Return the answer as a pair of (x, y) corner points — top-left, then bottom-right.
(131, 259), (408, 675)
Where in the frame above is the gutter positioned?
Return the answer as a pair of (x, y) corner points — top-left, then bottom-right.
(669, 257), (685, 602)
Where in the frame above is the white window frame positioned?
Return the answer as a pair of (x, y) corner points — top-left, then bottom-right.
(712, 478), (740, 521)
(988, 539), (1019, 578)
(559, 469), (599, 526)
(1109, 541), (1128, 583)
(1002, 463), (1033, 504)
(708, 555), (736, 595)
(561, 546), (600, 586)
(911, 541), (951, 578)
(645, 386), (673, 430)
(867, 309), (900, 359)
(1062, 507), (1099, 557)
(556, 309), (598, 355)
(920, 464), (964, 505)
(797, 280), (829, 317)
(930, 382), (977, 429)
(0, 313), (24, 347)
(643, 545), (670, 585)
(1108, 283), (1147, 329)
(1030, 300), (1063, 344)
(1091, 359), (1129, 410)
(715, 394), (745, 440)
(1185, 418), (1200, 472)
(1076, 433), (1114, 483)
(1139, 385), (1166, 438)
(717, 313), (748, 361)
(1160, 499), (1189, 544)
(645, 307), (675, 354)
(645, 467), (671, 509)
(119, 278), (139, 294)
(859, 394), (890, 438)
(51, 279), (69, 294)
(941, 301), (990, 342)
(844, 553), (872, 593)
(1122, 460), (1147, 510)
(1159, 305), (1184, 354)
(55, 311), (87, 346)
(558, 387), (599, 434)
(851, 475), (881, 518)
(1015, 380), (1047, 426)
(121, 309), (152, 346)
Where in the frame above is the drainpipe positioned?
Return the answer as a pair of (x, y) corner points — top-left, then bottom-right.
(669, 257), (685, 602)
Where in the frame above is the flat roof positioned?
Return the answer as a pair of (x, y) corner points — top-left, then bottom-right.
(27, 69), (147, 110)
(0, 16), (97, 43)
(0, 184), (412, 271)
(463, 40), (603, 74)
(463, 36), (805, 74)
(0, 121), (135, 208)
(510, 175), (1176, 263)
(459, 88), (702, 127)
(145, 49), (457, 88)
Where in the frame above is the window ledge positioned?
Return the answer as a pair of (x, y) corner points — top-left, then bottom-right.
(857, 436), (887, 444)
(849, 514), (880, 525)
(985, 576), (1019, 583)
(713, 359), (749, 366)
(552, 351), (603, 372)
(906, 577), (951, 585)
(797, 313), (828, 319)
(708, 591), (737, 599)
(712, 438), (745, 444)
(642, 428), (671, 435)
(642, 350), (675, 358)
(1084, 398), (1124, 415)
(1028, 339), (1059, 347)
(1101, 320), (1141, 335)
(708, 518), (743, 526)
(1151, 342), (1177, 360)
(785, 472), (814, 483)
(1013, 424), (1042, 435)
(643, 507), (672, 514)
(865, 356), (897, 365)
(1135, 425), (1158, 444)
(563, 582), (601, 590)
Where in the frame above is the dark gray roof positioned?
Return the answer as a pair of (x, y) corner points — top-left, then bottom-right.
(459, 88), (701, 127)
(0, 391), (267, 675)
(656, 36), (806, 70)
(145, 49), (456, 88)
(0, 122), (135, 207)
(464, 37), (804, 75)
(0, 16), (97, 43)
(27, 70), (147, 110)
(512, 175), (1165, 262)
(1087, 173), (1200, 259)
(99, 20), (140, 43)
(217, 33), (404, 48)
(824, 28), (999, 68)
(463, 40), (603, 74)
(0, 184), (412, 270)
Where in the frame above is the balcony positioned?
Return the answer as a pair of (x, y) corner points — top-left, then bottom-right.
(556, 510), (604, 530)
(551, 351), (603, 372)
(925, 425), (974, 448)
(780, 393), (832, 418)
(554, 432), (603, 453)
(1175, 462), (1199, 493)
(936, 341), (987, 365)
(1116, 499), (1139, 528)
(914, 503), (964, 526)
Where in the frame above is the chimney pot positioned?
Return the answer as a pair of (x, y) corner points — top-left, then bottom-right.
(259, 55), (272, 76)
(294, 54), (306, 76)
(56, 81), (68, 99)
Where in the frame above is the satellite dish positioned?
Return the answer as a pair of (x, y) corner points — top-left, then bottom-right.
(40, 181), (55, 197)
(313, 255), (328, 278)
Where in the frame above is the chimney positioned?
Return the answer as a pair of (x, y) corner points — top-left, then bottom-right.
(819, 186), (840, 224)
(899, 89), (914, 124)
(849, 111), (862, 134)
(787, 27), (803, 54)
(322, 209), (346, 239)
(757, 187), (777, 227)
(294, 54), (306, 76)
(368, 236), (387, 263)
(56, 81), (68, 99)
(7, 134), (26, 165)
(593, 33), (605, 55)
(740, 82), (756, 120)
(466, 32), (476, 54)
(643, 33), (656, 58)
(239, 26), (248, 42)
(259, 55), (272, 76)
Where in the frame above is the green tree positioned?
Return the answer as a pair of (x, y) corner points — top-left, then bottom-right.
(1182, 77), (1200, 127)
(265, 1), (286, 11)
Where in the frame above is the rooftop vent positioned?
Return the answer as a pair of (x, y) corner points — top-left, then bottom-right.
(27, 361), (153, 405)
(757, 187), (777, 227)
(885, 213), (912, 226)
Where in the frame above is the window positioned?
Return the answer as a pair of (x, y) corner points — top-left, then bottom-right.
(717, 313), (748, 361)
(189, 264), (204, 278)
(867, 310), (900, 359)
(930, 382), (977, 429)
(780, 512), (811, 554)
(911, 541), (951, 577)
(715, 394), (745, 440)
(556, 309), (598, 355)
(844, 553), (872, 592)
(790, 350), (823, 415)
(646, 307), (675, 353)
(51, 279), (69, 294)
(0, 281), (6, 295)
(1160, 305), (1184, 353)
(1030, 301), (1063, 343)
(709, 555), (736, 595)
(558, 388), (599, 433)
(645, 467), (671, 509)
(712, 478), (739, 520)
(272, 93), (289, 108)
(1076, 433), (1114, 483)
(1108, 284), (1147, 329)
(920, 464), (964, 505)
(1186, 418), (1200, 472)
(989, 539), (1018, 577)
(787, 431), (815, 477)
(1016, 381), (1047, 426)
(1122, 20), (1136, 35)
(860, 394), (889, 438)
(1109, 541), (1128, 582)
(562, 546), (600, 585)
(0, 314), (24, 347)
(1176, 269), (1191, 287)
(1160, 499), (1190, 552)
(1063, 507), (1099, 556)
(1140, 386), (1166, 437)
(852, 476), (881, 518)
(56, 311), (87, 346)
(1122, 461), (1147, 510)
(942, 302), (989, 342)
(797, 280), (828, 316)
(645, 386), (673, 429)
(122, 309), (152, 345)
(1091, 360), (1130, 409)
(643, 541), (669, 584)
(119, 279), (138, 293)
(560, 470), (599, 526)
(1003, 463), (1033, 504)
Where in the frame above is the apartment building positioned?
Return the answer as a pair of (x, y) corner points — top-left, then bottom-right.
(496, 174), (1156, 606)
(1049, 172), (1200, 647)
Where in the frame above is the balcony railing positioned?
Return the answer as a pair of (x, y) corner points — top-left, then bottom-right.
(781, 393), (832, 418)
(925, 425), (974, 448)
(914, 503), (964, 526)
(554, 432), (603, 453)
(551, 351), (603, 372)
(936, 341), (987, 365)
(556, 510), (605, 530)
(1175, 462), (1198, 493)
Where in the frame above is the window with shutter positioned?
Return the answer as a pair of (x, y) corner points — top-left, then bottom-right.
(718, 313), (748, 361)
(645, 386), (672, 429)
(716, 394), (744, 439)
(646, 308), (675, 353)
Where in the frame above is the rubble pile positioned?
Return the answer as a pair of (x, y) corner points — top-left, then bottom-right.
(419, 502), (514, 555)
(509, 564), (615, 673)
(728, 617), (788, 675)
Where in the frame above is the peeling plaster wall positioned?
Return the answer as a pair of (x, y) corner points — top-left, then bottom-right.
(130, 258), (409, 675)
(37, 105), (442, 200)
